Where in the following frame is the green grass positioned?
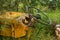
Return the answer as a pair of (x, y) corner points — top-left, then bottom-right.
(30, 9), (60, 40)
(47, 9), (60, 23)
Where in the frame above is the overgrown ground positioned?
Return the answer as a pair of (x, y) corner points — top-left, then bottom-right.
(30, 9), (60, 40)
(0, 9), (60, 40)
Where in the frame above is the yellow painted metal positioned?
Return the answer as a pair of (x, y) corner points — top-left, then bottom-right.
(0, 12), (31, 38)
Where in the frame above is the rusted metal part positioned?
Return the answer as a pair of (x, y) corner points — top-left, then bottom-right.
(0, 18), (29, 38)
(0, 12), (36, 38)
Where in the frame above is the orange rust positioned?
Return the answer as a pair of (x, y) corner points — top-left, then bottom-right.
(0, 12), (29, 38)
(0, 20), (29, 38)
(0, 12), (35, 38)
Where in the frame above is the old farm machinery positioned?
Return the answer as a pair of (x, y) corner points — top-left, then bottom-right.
(0, 7), (51, 38)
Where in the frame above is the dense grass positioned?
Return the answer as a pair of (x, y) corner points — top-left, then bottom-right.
(46, 9), (60, 23)
(30, 9), (60, 40)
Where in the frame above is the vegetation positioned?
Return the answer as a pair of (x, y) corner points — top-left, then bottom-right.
(0, 0), (60, 40)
